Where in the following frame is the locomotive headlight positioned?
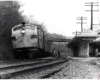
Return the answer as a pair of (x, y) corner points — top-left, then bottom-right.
(21, 30), (25, 34)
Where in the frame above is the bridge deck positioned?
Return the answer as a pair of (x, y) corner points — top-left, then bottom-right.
(47, 39), (71, 42)
(67, 30), (99, 47)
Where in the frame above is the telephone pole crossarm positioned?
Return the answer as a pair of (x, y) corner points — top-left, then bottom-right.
(76, 17), (87, 32)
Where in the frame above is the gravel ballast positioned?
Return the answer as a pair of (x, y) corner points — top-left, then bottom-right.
(49, 60), (100, 79)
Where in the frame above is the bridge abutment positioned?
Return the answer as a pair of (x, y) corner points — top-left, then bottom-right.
(78, 42), (89, 57)
(68, 42), (89, 57)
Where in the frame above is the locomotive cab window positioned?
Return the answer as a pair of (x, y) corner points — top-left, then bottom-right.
(25, 26), (32, 29)
(25, 25), (35, 30)
(13, 26), (23, 31)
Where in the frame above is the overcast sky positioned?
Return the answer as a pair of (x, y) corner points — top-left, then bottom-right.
(19, 0), (100, 36)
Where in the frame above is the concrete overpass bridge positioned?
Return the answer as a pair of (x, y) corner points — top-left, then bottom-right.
(47, 36), (73, 42)
(47, 30), (100, 57)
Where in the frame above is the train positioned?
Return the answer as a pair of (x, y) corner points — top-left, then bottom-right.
(11, 22), (50, 59)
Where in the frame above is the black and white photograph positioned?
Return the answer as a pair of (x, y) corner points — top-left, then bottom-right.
(0, 0), (100, 79)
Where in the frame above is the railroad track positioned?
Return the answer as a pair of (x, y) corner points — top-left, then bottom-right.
(13, 59), (72, 79)
(0, 57), (71, 79)
(37, 60), (72, 79)
(0, 57), (57, 68)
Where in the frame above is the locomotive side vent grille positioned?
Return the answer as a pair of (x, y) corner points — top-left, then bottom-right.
(30, 35), (37, 39)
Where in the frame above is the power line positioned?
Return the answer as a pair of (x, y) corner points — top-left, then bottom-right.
(76, 17), (87, 32)
(85, 2), (99, 30)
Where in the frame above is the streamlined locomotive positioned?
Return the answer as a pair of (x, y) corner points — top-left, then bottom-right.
(11, 22), (49, 59)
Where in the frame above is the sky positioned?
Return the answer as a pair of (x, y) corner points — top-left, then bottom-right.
(19, 0), (100, 37)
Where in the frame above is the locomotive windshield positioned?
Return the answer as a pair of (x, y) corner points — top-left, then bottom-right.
(25, 25), (35, 30)
(13, 25), (23, 31)
(13, 25), (35, 31)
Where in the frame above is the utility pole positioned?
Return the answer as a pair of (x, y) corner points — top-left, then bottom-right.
(85, 2), (99, 30)
(77, 17), (87, 32)
(76, 31), (77, 35)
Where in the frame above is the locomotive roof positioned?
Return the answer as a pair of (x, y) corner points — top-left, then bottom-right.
(13, 24), (43, 29)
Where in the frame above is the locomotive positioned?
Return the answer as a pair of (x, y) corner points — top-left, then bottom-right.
(11, 22), (50, 59)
